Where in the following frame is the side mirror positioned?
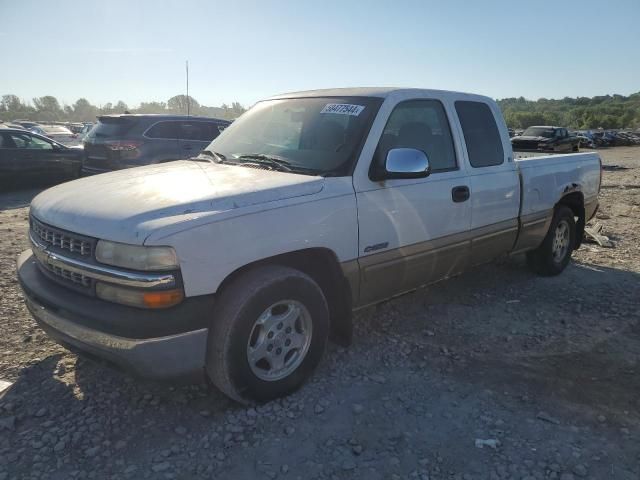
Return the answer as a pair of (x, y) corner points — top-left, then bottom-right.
(382, 148), (431, 180)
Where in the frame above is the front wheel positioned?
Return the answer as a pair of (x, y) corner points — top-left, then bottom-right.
(527, 205), (576, 276)
(206, 265), (329, 404)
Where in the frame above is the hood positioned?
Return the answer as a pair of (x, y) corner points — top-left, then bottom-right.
(31, 160), (324, 244)
(512, 136), (552, 143)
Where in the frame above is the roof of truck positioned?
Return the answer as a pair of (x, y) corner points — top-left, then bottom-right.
(268, 87), (493, 102)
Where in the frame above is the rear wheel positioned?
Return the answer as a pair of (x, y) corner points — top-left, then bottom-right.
(206, 265), (329, 404)
(527, 205), (576, 276)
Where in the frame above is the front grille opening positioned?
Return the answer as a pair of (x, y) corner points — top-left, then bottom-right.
(42, 263), (92, 288)
(31, 217), (94, 257)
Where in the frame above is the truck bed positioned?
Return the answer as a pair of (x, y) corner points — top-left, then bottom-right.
(515, 152), (601, 218)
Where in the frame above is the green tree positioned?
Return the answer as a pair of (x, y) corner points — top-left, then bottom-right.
(33, 95), (63, 121)
(72, 98), (98, 122)
(136, 101), (167, 114)
(1, 94), (23, 112)
(167, 95), (199, 114)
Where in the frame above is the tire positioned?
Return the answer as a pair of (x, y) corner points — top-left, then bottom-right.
(526, 205), (576, 276)
(206, 265), (329, 404)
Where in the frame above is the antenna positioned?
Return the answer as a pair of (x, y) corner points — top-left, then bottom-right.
(186, 60), (190, 116)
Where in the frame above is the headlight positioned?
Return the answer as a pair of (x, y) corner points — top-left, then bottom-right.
(95, 240), (178, 271)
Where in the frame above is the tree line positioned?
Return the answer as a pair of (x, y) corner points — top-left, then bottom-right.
(3, 92), (639, 130)
(0, 94), (246, 123)
(498, 92), (640, 130)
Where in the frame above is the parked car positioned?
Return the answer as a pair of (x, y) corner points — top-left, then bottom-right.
(13, 120), (41, 130)
(511, 126), (580, 153)
(81, 114), (231, 175)
(17, 88), (601, 403)
(0, 122), (26, 130)
(29, 125), (80, 146)
(68, 123), (85, 134)
(0, 128), (83, 186)
(76, 123), (94, 141)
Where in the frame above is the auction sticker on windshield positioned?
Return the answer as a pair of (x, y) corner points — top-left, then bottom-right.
(320, 104), (365, 116)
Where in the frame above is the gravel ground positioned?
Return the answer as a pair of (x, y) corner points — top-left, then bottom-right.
(1, 147), (639, 480)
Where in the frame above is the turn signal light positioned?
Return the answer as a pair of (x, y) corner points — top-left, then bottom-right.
(96, 283), (184, 309)
(142, 290), (185, 309)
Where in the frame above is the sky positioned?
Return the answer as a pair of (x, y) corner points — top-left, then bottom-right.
(1, 0), (639, 109)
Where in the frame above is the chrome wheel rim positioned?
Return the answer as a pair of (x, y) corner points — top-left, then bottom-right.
(552, 220), (570, 263)
(246, 300), (312, 382)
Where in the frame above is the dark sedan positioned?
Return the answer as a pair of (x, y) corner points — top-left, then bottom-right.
(511, 126), (580, 154)
(0, 129), (83, 187)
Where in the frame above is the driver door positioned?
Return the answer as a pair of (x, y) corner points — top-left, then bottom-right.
(354, 98), (472, 305)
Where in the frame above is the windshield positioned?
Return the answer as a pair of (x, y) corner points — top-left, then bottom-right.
(522, 127), (556, 138)
(205, 96), (382, 176)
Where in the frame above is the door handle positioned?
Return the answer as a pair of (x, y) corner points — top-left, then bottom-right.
(452, 186), (470, 203)
(183, 145), (193, 150)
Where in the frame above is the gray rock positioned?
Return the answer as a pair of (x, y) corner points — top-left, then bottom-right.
(342, 459), (356, 470)
(151, 462), (170, 473)
(0, 416), (15, 431)
(174, 426), (187, 435)
(536, 412), (560, 425)
(369, 374), (387, 384)
(572, 464), (587, 477)
(35, 407), (48, 418)
(84, 446), (100, 458)
(352, 404), (364, 415)
(314, 404), (325, 414)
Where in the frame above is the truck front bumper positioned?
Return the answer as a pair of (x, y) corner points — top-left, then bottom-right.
(17, 250), (211, 381)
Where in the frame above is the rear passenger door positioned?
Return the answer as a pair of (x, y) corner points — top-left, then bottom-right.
(178, 121), (223, 157)
(454, 100), (520, 266)
(143, 121), (182, 162)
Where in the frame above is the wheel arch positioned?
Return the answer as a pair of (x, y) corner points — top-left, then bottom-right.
(215, 248), (355, 347)
(556, 190), (585, 249)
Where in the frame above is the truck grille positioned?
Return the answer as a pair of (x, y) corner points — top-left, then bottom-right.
(512, 140), (542, 151)
(43, 263), (92, 288)
(31, 217), (94, 257)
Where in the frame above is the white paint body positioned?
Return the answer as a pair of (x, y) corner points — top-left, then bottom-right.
(29, 88), (601, 299)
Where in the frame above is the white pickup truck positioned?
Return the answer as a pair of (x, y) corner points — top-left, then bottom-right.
(17, 88), (601, 403)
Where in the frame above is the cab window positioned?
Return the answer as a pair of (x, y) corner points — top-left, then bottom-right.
(374, 99), (457, 173)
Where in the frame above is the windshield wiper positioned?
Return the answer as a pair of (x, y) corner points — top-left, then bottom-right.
(236, 154), (293, 172)
(193, 150), (226, 163)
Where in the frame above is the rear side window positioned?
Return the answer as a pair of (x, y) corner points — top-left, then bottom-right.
(90, 118), (135, 138)
(179, 122), (223, 142)
(145, 121), (182, 139)
(455, 101), (504, 168)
